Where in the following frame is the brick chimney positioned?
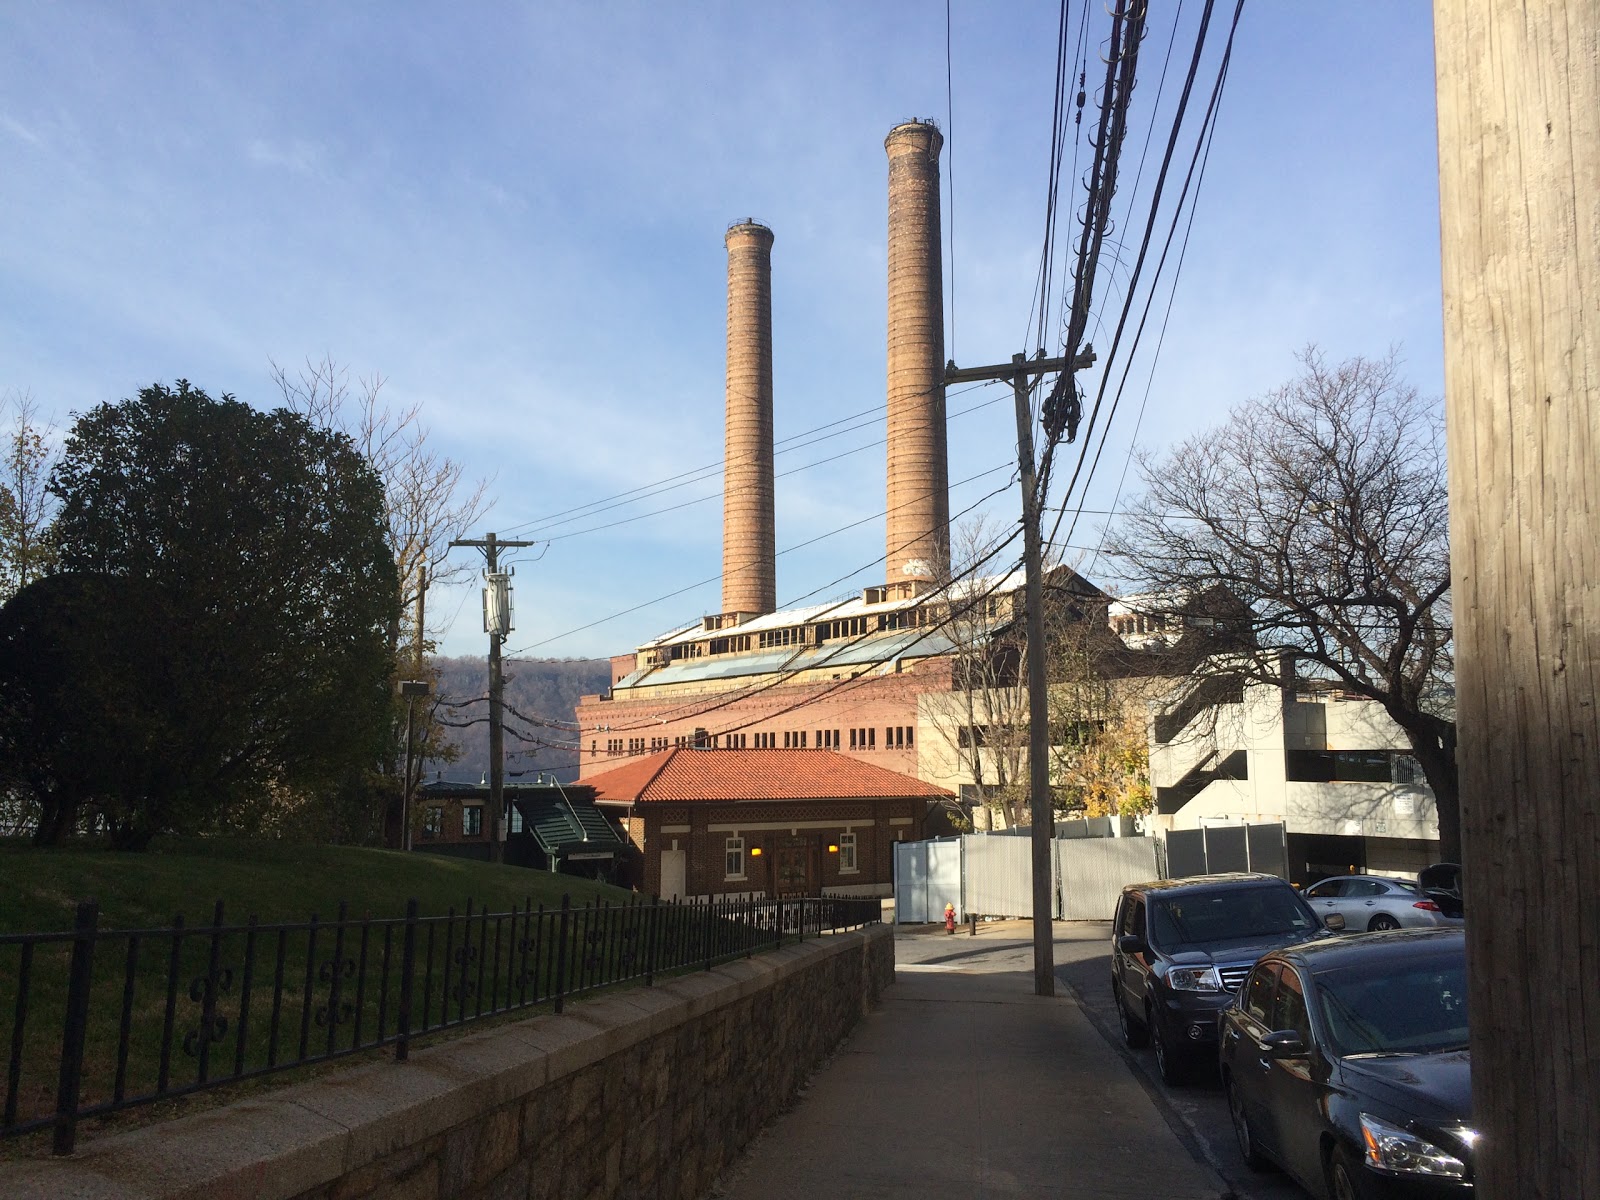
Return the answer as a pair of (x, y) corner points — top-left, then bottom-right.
(884, 120), (949, 584)
(722, 219), (777, 615)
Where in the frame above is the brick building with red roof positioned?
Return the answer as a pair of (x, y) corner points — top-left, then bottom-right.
(586, 747), (952, 900)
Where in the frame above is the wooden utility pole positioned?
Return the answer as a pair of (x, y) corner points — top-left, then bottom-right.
(449, 532), (536, 864)
(414, 561), (427, 677)
(948, 349), (1095, 997)
(1434, 3), (1599, 1194)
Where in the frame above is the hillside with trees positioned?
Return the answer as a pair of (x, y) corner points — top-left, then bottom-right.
(427, 656), (610, 781)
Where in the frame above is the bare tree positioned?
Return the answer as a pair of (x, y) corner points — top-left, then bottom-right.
(271, 356), (493, 642)
(922, 517), (1033, 828)
(272, 357), (492, 838)
(1108, 349), (1457, 858)
(0, 391), (58, 603)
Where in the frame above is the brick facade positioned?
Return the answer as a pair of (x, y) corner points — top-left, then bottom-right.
(578, 659), (952, 783)
(623, 795), (924, 900)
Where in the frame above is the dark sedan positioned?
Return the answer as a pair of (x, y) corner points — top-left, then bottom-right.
(1219, 929), (1473, 1198)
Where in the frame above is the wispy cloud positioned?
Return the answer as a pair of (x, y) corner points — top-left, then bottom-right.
(0, 112), (42, 145)
(246, 137), (323, 175)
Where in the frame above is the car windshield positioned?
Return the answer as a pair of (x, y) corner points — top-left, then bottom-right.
(1315, 959), (1469, 1057)
(1150, 887), (1316, 948)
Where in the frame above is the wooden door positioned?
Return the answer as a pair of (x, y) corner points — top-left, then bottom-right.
(773, 836), (813, 897)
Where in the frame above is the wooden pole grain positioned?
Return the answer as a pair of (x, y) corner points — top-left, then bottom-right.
(1434, 4), (1599, 1194)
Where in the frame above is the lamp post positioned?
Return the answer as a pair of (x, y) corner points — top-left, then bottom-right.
(399, 680), (431, 851)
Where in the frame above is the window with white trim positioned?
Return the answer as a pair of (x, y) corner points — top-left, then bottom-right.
(463, 805), (483, 837)
(838, 833), (858, 874)
(724, 836), (745, 880)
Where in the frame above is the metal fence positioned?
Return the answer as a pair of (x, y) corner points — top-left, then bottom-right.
(1, 892), (881, 1155)
(1162, 822), (1289, 880)
(893, 834), (1160, 922)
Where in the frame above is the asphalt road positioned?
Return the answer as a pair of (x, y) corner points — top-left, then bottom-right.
(1048, 922), (1307, 1200)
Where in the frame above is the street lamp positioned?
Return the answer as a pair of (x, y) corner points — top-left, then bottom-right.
(399, 680), (431, 851)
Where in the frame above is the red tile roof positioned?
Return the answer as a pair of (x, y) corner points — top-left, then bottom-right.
(585, 748), (953, 805)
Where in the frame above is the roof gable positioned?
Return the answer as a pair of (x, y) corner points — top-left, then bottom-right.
(585, 748), (952, 804)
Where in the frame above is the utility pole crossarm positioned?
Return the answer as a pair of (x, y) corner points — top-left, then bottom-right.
(945, 348), (1096, 385)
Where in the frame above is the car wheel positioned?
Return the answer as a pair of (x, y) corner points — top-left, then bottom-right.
(1368, 913), (1400, 932)
(1225, 1075), (1269, 1172)
(1115, 988), (1149, 1048)
(1328, 1143), (1374, 1200)
(1149, 1004), (1188, 1086)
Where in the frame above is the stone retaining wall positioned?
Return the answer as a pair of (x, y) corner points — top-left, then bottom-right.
(6, 926), (893, 1200)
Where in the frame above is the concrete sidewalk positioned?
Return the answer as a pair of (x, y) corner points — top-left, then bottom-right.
(709, 928), (1227, 1200)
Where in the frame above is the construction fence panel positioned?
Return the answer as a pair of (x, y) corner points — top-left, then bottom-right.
(893, 838), (963, 924)
(1246, 822), (1290, 879)
(1164, 828), (1209, 879)
(1204, 824), (1250, 874)
(1160, 822), (1290, 879)
(961, 833), (1040, 919)
(1056, 837), (1161, 921)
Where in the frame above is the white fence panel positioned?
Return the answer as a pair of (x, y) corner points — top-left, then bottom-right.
(894, 838), (963, 923)
(962, 833), (1041, 918)
(1056, 838), (1160, 921)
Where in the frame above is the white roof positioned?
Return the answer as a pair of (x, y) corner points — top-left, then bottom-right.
(635, 569), (1032, 652)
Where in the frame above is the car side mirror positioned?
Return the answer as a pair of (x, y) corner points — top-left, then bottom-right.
(1260, 1029), (1307, 1058)
(1116, 934), (1147, 956)
(1323, 912), (1346, 931)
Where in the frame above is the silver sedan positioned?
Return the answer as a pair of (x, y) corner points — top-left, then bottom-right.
(1302, 874), (1464, 932)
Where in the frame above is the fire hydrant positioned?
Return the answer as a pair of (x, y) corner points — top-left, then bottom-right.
(944, 902), (956, 934)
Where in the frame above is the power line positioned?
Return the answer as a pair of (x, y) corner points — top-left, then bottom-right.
(1083, 34), (1230, 578)
(1046, 0), (1242, 558)
(497, 379), (986, 542)
(552, 530), (1032, 749)
(493, 385), (997, 548)
(502, 461), (1016, 657)
(945, 0), (958, 363)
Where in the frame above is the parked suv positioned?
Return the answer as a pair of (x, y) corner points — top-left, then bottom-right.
(1111, 873), (1340, 1085)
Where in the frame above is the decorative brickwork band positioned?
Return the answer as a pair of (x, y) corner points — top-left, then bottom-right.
(885, 121), (949, 583)
(723, 220), (777, 615)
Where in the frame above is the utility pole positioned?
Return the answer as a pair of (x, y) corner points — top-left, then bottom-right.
(947, 348), (1095, 997)
(414, 561), (427, 677)
(398, 679), (429, 852)
(1435, 3), (1599, 1194)
(448, 532), (536, 864)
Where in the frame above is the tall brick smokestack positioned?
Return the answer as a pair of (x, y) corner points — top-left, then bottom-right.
(722, 219), (776, 615)
(884, 120), (949, 583)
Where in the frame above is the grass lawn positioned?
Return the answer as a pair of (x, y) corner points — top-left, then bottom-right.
(1, 838), (644, 1144)
(0, 836), (630, 933)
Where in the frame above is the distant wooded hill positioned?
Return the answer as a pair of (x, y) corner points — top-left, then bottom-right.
(426, 656), (611, 782)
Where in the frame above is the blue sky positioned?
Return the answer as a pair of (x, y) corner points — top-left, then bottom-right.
(1, 3), (1443, 663)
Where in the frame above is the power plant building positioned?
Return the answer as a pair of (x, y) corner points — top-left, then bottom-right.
(577, 120), (977, 808)
(574, 120), (1453, 893)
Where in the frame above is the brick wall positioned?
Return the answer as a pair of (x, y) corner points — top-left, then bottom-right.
(577, 663), (953, 783)
(8, 927), (895, 1200)
(633, 798), (925, 898)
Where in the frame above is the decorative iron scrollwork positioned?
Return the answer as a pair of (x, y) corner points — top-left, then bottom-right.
(512, 932), (537, 989)
(449, 942), (479, 1004)
(314, 956), (357, 1028)
(582, 926), (605, 972)
(182, 967), (235, 1057)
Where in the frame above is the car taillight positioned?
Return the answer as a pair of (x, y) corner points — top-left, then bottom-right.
(1413, 900), (1441, 911)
